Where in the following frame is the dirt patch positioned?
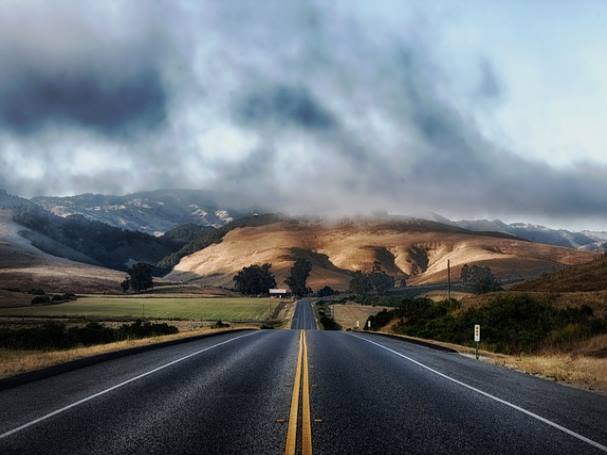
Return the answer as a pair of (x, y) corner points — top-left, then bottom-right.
(331, 303), (392, 330)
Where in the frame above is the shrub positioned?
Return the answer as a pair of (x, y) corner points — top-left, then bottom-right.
(211, 320), (230, 329)
(393, 294), (607, 354)
(0, 321), (178, 350)
(31, 295), (51, 305)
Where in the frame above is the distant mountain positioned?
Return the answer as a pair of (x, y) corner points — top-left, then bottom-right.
(32, 189), (251, 235)
(432, 215), (606, 252)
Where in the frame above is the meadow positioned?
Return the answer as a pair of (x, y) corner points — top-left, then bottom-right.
(0, 296), (279, 322)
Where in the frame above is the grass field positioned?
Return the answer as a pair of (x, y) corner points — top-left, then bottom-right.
(0, 296), (279, 321)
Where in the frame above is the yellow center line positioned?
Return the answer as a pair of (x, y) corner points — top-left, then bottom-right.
(285, 331), (303, 455)
(301, 330), (313, 455)
(284, 330), (314, 455)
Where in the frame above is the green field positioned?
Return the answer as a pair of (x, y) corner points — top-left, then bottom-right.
(0, 296), (279, 321)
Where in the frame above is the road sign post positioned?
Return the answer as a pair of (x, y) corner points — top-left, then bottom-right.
(474, 324), (480, 359)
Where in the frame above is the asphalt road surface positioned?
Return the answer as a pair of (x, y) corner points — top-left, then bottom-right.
(291, 298), (317, 330)
(1, 301), (606, 454)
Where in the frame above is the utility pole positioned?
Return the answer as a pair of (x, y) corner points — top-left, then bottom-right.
(447, 259), (451, 302)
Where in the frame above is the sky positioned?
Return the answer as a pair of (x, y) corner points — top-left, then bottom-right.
(1, 0), (607, 229)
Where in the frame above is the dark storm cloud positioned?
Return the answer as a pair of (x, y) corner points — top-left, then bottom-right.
(0, 66), (167, 136)
(236, 85), (337, 131)
(1, 0), (607, 227)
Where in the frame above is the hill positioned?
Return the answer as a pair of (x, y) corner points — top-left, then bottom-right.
(0, 209), (124, 293)
(170, 218), (594, 290)
(12, 207), (178, 271)
(31, 189), (250, 235)
(513, 256), (607, 292)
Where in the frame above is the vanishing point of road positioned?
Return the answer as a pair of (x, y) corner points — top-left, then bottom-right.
(0, 300), (606, 454)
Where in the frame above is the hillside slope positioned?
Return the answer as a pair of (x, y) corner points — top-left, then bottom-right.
(170, 219), (594, 290)
(513, 257), (607, 292)
(0, 209), (124, 292)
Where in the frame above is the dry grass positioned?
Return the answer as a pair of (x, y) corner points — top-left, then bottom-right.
(331, 303), (392, 329)
(377, 330), (607, 393)
(494, 354), (607, 391)
(0, 325), (256, 379)
(463, 291), (607, 317)
(171, 220), (593, 290)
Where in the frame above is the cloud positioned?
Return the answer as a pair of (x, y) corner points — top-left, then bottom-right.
(0, 66), (167, 136)
(236, 85), (337, 131)
(0, 0), (606, 228)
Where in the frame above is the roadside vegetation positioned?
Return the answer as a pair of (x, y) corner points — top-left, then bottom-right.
(315, 300), (341, 330)
(0, 320), (178, 350)
(363, 294), (607, 355)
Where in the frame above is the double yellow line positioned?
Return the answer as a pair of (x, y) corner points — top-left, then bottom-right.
(285, 330), (312, 455)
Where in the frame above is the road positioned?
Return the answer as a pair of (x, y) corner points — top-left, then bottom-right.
(1, 300), (606, 454)
(291, 298), (317, 330)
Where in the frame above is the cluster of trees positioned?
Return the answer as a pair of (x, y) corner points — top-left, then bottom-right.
(349, 263), (395, 295)
(460, 264), (502, 294)
(233, 263), (277, 295)
(233, 258), (316, 296)
(120, 263), (155, 293)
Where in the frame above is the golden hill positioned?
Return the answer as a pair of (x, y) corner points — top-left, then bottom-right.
(513, 256), (607, 293)
(171, 219), (595, 291)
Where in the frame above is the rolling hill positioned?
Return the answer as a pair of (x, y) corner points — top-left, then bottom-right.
(170, 218), (595, 290)
(0, 208), (124, 293)
(512, 256), (607, 293)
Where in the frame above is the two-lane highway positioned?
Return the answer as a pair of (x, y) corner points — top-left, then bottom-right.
(291, 298), (317, 330)
(1, 300), (606, 454)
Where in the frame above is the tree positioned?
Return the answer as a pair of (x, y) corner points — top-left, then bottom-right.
(368, 269), (395, 294)
(460, 264), (501, 294)
(128, 263), (154, 292)
(285, 258), (312, 296)
(349, 271), (371, 294)
(233, 263), (276, 295)
(348, 267), (395, 295)
(120, 277), (130, 293)
(317, 286), (336, 297)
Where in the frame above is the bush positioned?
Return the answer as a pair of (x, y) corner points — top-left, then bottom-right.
(364, 308), (397, 330)
(0, 321), (179, 350)
(211, 320), (230, 329)
(31, 295), (51, 305)
(317, 286), (336, 297)
(393, 294), (607, 354)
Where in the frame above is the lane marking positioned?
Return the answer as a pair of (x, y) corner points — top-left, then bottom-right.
(302, 331), (313, 455)
(285, 331), (303, 455)
(352, 334), (607, 453)
(0, 331), (259, 440)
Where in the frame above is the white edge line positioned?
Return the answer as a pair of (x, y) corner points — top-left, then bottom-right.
(351, 334), (607, 453)
(0, 331), (258, 440)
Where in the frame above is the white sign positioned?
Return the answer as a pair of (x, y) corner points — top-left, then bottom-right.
(356, 321), (360, 328)
(367, 320), (371, 329)
(474, 324), (481, 342)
